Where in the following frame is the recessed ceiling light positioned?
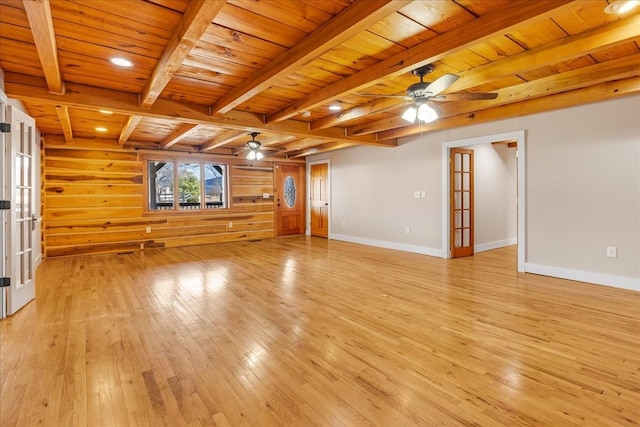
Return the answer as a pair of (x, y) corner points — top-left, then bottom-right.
(99, 109), (113, 115)
(109, 57), (134, 67)
(329, 105), (341, 111)
(604, 0), (640, 14)
(95, 127), (108, 132)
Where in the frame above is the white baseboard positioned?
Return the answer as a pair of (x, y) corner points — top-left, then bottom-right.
(525, 263), (640, 292)
(330, 233), (443, 258)
(475, 238), (517, 253)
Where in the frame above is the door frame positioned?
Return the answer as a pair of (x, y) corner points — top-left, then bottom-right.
(441, 130), (526, 272)
(306, 159), (330, 237)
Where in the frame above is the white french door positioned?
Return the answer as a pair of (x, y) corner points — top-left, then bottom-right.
(1, 101), (37, 317)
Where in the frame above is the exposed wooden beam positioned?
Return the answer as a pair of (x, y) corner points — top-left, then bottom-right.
(311, 11), (640, 131)
(199, 129), (246, 152)
(288, 142), (356, 159)
(22, 0), (64, 94)
(349, 53), (640, 136)
(118, 115), (142, 146)
(55, 105), (73, 143)
(445, 12), (640, 94)
(160, 124), (200, 149)
(310, 97), (407, 130)
(4, 75), (396, 148)
(139, 0), (225, 109)
(265, 0), (575, 124)
(211, 0), (411, 114)
(376, 77), (640, 140)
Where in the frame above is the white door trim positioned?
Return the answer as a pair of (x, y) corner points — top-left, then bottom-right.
(441, 130), (526, 272)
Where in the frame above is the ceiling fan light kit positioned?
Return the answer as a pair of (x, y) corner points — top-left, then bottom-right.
(604, 0), (640, 14)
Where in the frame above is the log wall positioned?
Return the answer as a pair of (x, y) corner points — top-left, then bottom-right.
(43, 140), (278, 258)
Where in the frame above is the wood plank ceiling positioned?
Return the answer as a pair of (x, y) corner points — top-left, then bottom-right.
(1, 0), (639, 161)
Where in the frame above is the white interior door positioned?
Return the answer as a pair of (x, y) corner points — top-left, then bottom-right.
(0, 94), (7, 318)
(5, 105), (37, 315)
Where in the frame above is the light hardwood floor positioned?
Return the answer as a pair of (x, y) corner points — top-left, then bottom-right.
(1, 237), (639, 426)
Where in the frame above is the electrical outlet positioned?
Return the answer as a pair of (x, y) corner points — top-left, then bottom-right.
(140, 243), (144, 250)
(262, 192), (270, 198)
(405, 226), (410, 234)
(606, 246), (617, 258)
(228, 221), (233, 228)
(342, 221), (346, 227)
(146, 226), (151, 233)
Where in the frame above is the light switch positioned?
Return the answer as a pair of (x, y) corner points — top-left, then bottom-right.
(414, 191), (420, 199)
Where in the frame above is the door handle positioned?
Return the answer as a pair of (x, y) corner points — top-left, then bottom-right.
(31, 213), (37, 231)
(324, 203), (329, 206)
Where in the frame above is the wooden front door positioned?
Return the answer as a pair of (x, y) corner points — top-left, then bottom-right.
(450, 148), (474, 258)
(310, 163), (328, 238)
(275, 164), (305, 236)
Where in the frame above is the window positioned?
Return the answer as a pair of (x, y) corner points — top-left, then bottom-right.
(147, 159), (227, 212)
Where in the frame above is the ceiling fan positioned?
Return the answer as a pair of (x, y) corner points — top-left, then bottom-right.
(361, 64), (498, 123)
(245, 132), (264, 160)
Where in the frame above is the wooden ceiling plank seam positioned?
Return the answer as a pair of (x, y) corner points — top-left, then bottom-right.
(199, 129), (247, 152)
(139, 0), (226, 109)
(118, 115), (143, 146)
(311, 8), (640, 131)
(264, 0), (577, 123)
(348, 53), (640, 137)
(160, 123), (201, 149)
(3, 77), (395, 147)
(376, 76), (640, 140)
(21, 0), (64, 94)
(211, 0), (412, 114)
(54, 105), (73, 143)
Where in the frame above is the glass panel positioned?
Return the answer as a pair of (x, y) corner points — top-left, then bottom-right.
(284, 176), (296, 208)
(24, 156), (31, 187)
(25, 188), (32, 218)
(463, 191), (470, 209)
(454, 210), (461, 228)
(454, 172), (461, 191)
(463, 172), (470, 191)
(204, 164), (225, 209)
(463, 209), (470, 228)
(19, 123), (25, 153)
(454, 153), (461, 170)
(20, 219), (25, 251)
(178, 163), (202, 210)
(463, 228), (470, 247)
(178, 163), (201, 210)
(454, 193), (461, 209)
(454, 229), (462, 248)
(148, 161), (174, 210)
(462, 153), (470, 172)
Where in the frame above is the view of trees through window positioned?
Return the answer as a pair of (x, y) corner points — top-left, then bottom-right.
(148, 160), (226, 211)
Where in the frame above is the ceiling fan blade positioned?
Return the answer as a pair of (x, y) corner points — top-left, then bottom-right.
(432, 92), (498, 101)
(425, 73), (459, 96)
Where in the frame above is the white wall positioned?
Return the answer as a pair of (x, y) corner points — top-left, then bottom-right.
(308, 94), (640, 290)
(467, 143), (517, 252)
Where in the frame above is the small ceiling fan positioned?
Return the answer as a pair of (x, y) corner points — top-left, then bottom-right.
(361, 64), (498, 123)
(245, 132), (264, 160)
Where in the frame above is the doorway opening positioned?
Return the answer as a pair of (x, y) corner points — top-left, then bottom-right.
(442, 131), (526, 272)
